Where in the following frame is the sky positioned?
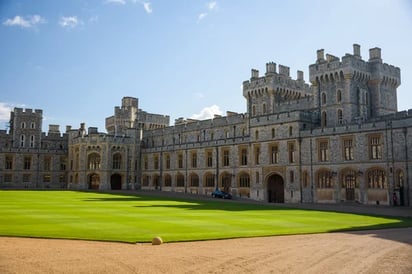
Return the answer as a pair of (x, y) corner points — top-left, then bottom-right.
(1, 0), (412, 133)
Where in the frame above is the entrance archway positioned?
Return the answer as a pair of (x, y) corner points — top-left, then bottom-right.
(88, 173), (100, 190)
(267, 174), (284, 203)
(110, 174), (122, 190)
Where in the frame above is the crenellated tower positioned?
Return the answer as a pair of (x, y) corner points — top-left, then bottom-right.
(243, 63), (312, 117)
(309, 44), (401, 127)
(9, 108), (43, 148)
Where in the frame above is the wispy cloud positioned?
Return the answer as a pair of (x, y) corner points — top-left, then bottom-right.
(3, 15), (46, 28)
(107, 0), (153, 14)
(190, 105), (222, 120)
(197, 1), (218, 23)
(105, 0), (126, 4)
(142, 2), (152, 13)
(59, 16), (83, 29)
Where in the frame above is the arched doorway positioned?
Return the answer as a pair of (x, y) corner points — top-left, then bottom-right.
(267, 174), (284, 203)
(88, 173), (100, 190)
(110, 174), (122, 190)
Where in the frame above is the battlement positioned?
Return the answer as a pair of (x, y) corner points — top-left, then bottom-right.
(12, 107), (43, 115)
(309, 44), (400, 85)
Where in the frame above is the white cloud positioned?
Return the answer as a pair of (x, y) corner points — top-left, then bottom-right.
(59, 16), (83, 29)
(208, 1), (217, 11)
(142, 2), (153, 13)
(105, 0), (126, 4)
(197, 13), (207, 23)
(0, 103), (12, 122)
(3, 15), (46, 28)
(190, 105), (223, 120)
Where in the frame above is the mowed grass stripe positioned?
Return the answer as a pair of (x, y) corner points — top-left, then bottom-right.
(0, 190), (410, 243)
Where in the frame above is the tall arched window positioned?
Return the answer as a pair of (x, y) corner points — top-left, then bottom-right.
(88, 153), (101, 170)
(321, 93), (327, 105)
(263, 103), (267, 114)
(113, 153), (122, 169)
(337, 90), (342, 103)
(20, 135), (25, 147)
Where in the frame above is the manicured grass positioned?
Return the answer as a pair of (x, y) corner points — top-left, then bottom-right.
(0, 190), (411, 243)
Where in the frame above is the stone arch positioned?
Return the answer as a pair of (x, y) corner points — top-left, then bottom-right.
(110, 173), (122, 190)
(266, 173), (284, 203)
(189, 172), (199, 187)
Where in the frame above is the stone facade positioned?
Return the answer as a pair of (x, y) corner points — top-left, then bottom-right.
(0, 44), (411, 207)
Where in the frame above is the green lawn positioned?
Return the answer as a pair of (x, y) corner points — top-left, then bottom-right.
(0, 190), (411, 243)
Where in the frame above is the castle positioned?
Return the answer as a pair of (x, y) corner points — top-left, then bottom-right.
(1, 44), (410, 206)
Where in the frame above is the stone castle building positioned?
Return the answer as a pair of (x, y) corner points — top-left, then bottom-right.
(1, 44), (411, 207)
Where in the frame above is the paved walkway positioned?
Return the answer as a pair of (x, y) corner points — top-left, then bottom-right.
(105, 189), (412, 218)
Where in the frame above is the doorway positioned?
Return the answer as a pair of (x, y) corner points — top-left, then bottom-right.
(267, 174), (284, 203)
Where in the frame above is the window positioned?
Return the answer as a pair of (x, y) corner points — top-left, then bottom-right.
(31, 122), (35, 129)
(154, 155), (159, 169)
(191, 152), (197, 168)
(190, 174), (199, 187)
(343, 138), (354, 160)
(254, 146), (260, 165)
(344, 173), (356, 189)
(60, 156), (67, 171)
(21, 122), (26, 129)
(256, 172), (260, 184)
(88, 153), (100, 170)
(288, 142), (295, 163)
(4, 174), (12, 182)
(270, 144), (279, 164)
(239, 174), (250, 188)
(223, 150), (230, 167)
(178, 154), (183, 168)
(43, 175), (51, 183)
(242, 128), (246, 136)
(255, 130), (259, 140)
(225, 130), (229, 138)
(263, 103), (267, 114)
(337, 109), (343, 125)
(317, 170), (333, 188)
(395, 170), (404, 188)
(252, 105), (256, 116)
(271, 128), (276, 138)
(20, 135), (25, 147)
(289, 126), (293, 137)
(318, 140), (329, 162)
(302, 171), (309, 188)
(165, 154), (170, 169)
(240, 148), (248, 166)
(30, 135), (35, 148)
(205, 174), (215, 187)
(176, 174), (185, 187)
(207, 151), (213, 167)
(44, 156), (51, 171)
(164, 175), (172, 187)
(321, 92), (326, 105)
(59, 175), (65, 183)
(24, 156), (31, 170)
(367, 169), (386, 189)
(5, 155), (13, 170)
(289, 171), (294, 183)
(337, 90), (342, 103)
(113, 154), (122, 169)
(369, 136), (382, 159)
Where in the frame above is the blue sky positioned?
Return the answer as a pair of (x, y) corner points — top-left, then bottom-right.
(1, 0), (411, 133)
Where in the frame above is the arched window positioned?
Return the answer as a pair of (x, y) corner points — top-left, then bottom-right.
(21, 122), (26, 129)
(113, 153), (122, 169)
(88, 153), (101, 170)
(321, 93), (327, 105)
(271, 128), (276, 138)
(31, 122), (35, 129)
(205, 173), (215, 187)
(337, 90), (342, 103)
(262, 103), (267, 114)
(164, 174), (172, 187)
(176, 173), (185, 187)
(367, 169), (386, 189)
(255, 130), (259, 140)
(395, 170), (404, 188)
(190, 173), (199, 187)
